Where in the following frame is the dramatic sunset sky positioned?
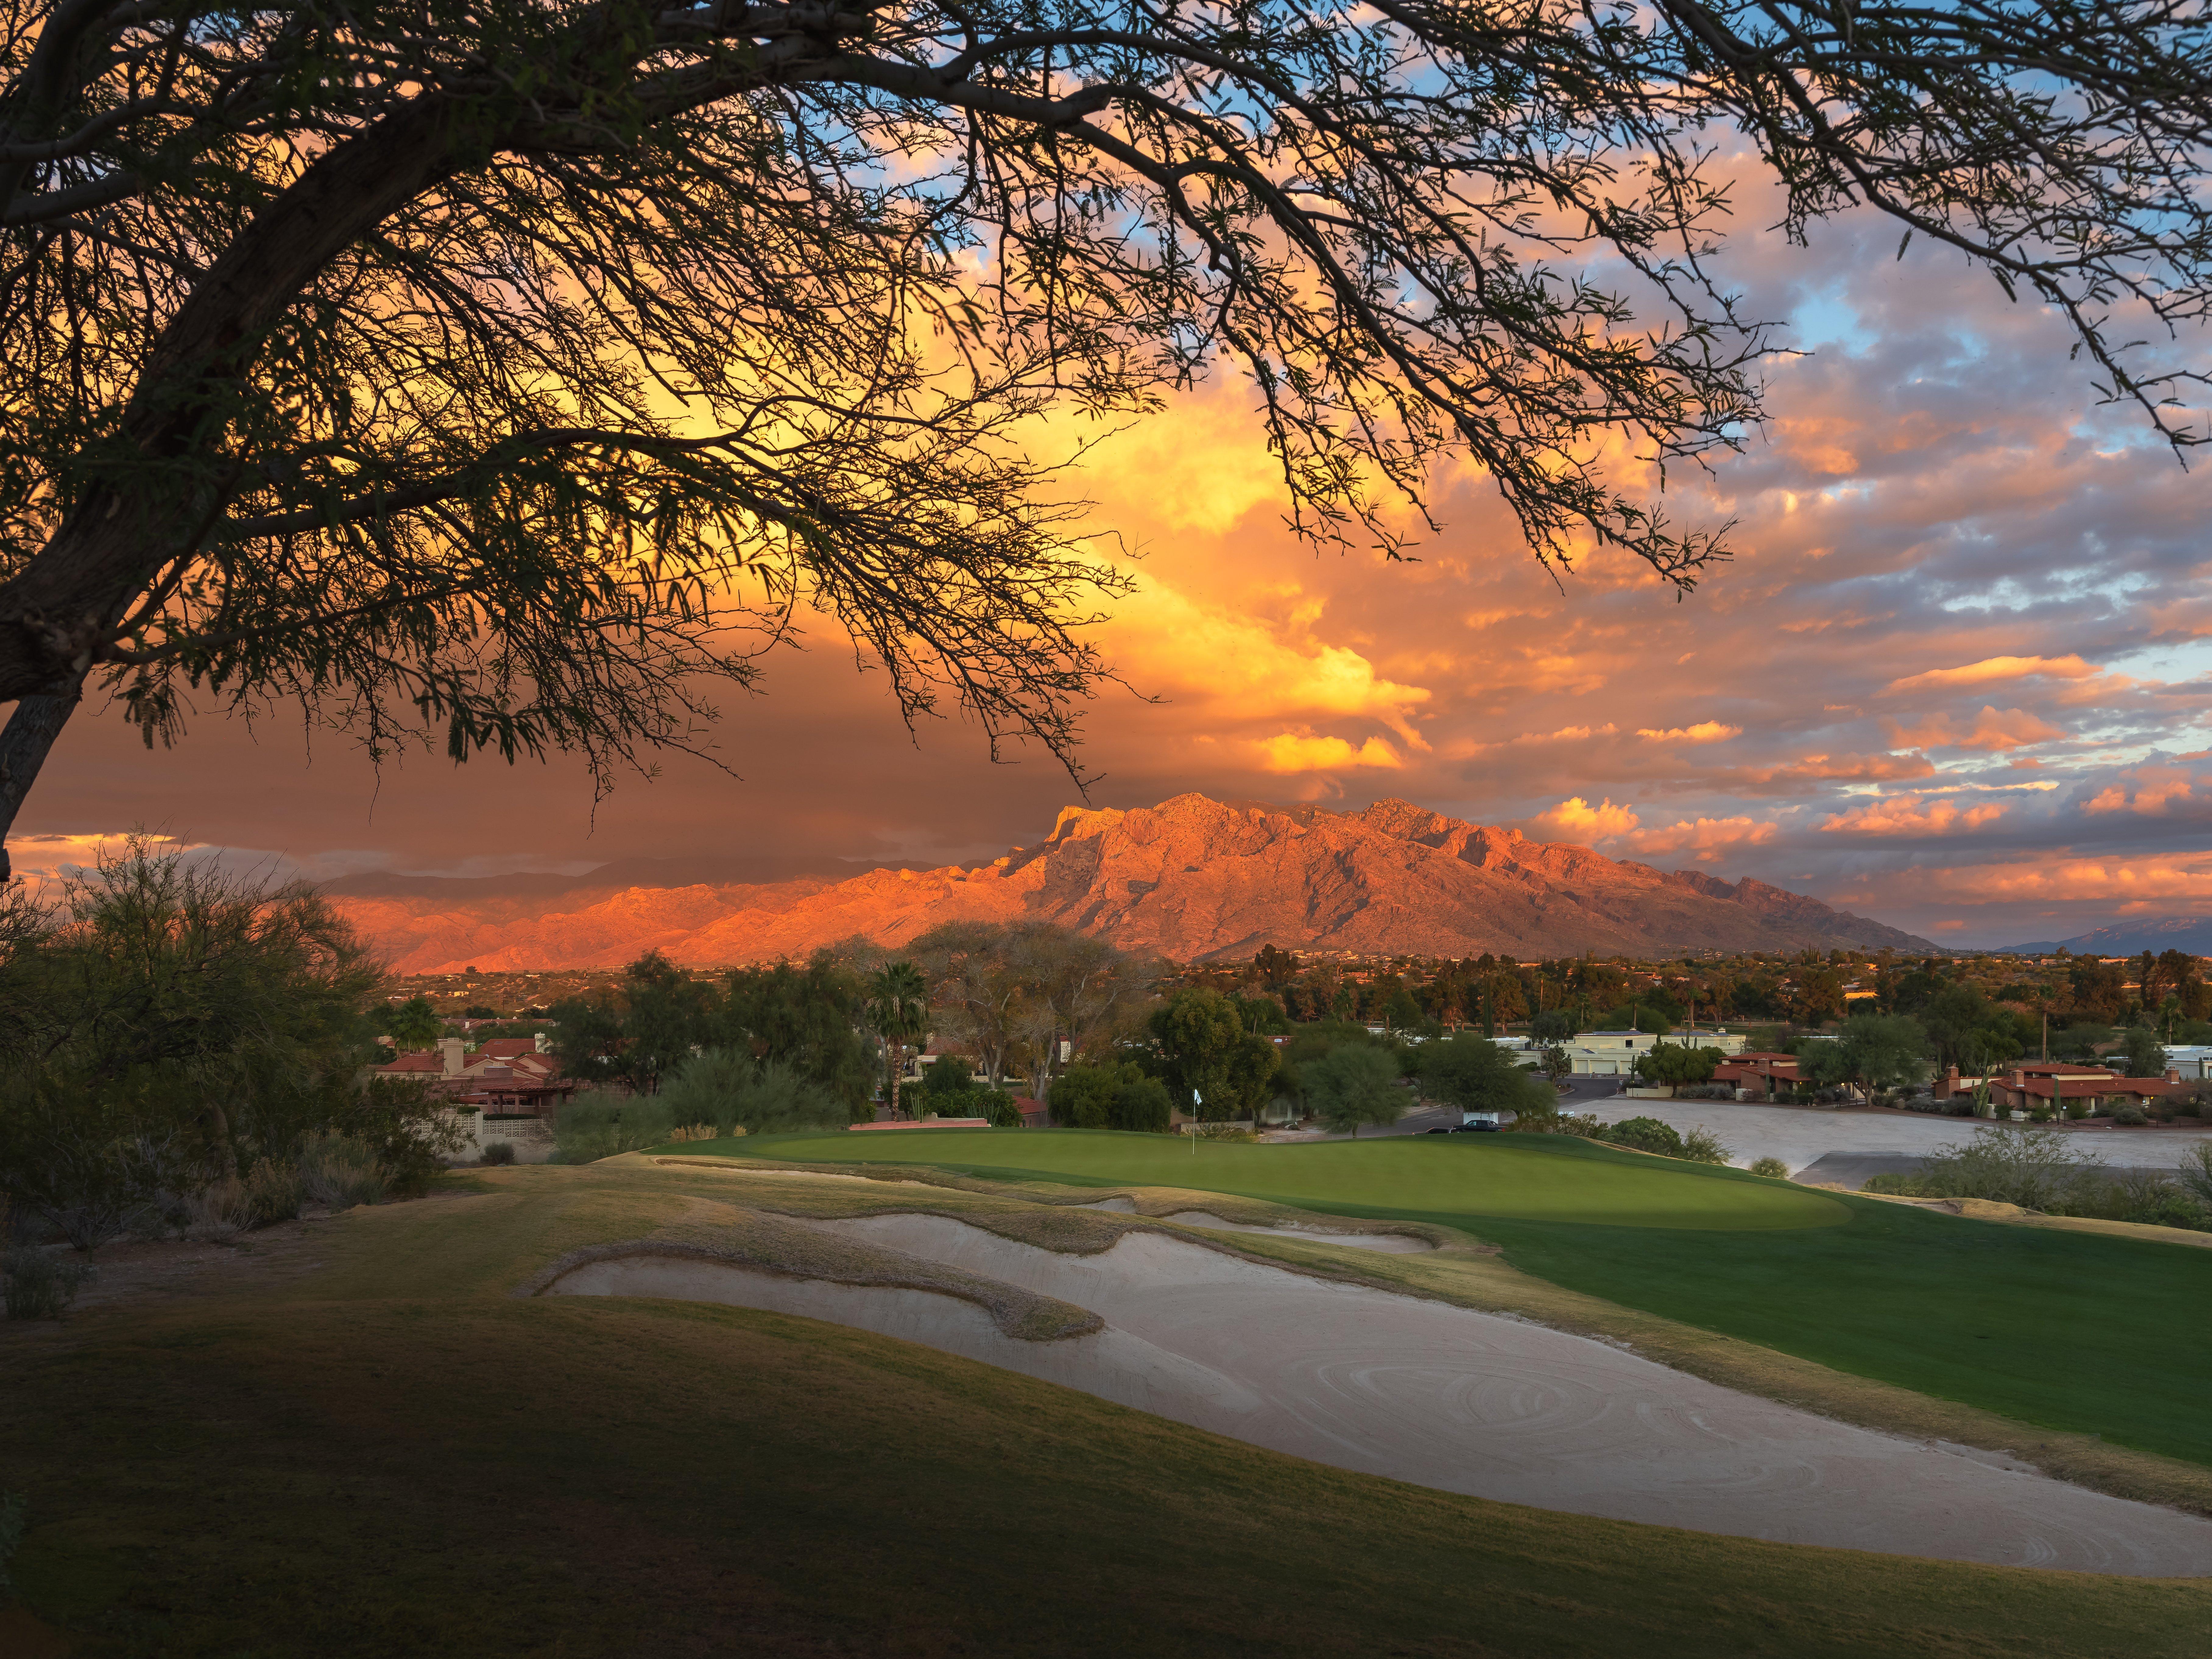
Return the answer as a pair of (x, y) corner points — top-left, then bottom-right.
(16, 161), (2212, 948)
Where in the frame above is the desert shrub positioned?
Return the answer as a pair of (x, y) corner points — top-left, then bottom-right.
(242, 1156), (305, 1225)
(975, 1088), (1025, 1129)
(1508, 1110), (1603, 1138)
(179, 1175), (255, 1241)
(1678, 1126), (1731, 1165)
(1909, 1126), (2107, 1211)
(1862, 1171), (1935, 1196)
(2111, 1102), (2149, 1127)
(1186, 1122), (1256, 1142)
(1747, 1156), (1790, 1179)
(660, 1052), (845, 1137)
(663, 1124), (719, 1143)
(552, 1091), (674, 1162)
(298, 1133), (390, 1212)
(3, 1246), (94, 1319)
(478, 1140), (518, 1164)
(1596, 1116), (1685, 1157)
(2178, 1144), (2212, 1210)
(2066, 1101), (2092, 1121)
(2083, 1170), (2208, 1230)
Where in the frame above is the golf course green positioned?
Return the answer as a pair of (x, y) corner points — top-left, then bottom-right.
(720, 1128), (2212, 1469)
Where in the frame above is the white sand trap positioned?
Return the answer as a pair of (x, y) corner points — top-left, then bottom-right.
(1079, 1197), (1430, 1252)
(685, 1213), (2212, 1576)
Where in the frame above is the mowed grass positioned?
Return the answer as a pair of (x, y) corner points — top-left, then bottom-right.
(4, 1165), (2209, 1658)
(772, 1128), (1850, 1228)
(730, 1129), (2212, 1469)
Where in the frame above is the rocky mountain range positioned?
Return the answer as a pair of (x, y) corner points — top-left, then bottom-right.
(1999, 917), (2212, 956)
(333, 793), (1931, 973)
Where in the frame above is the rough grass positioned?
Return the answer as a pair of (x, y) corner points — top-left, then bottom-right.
(715, 1129), (2212, 1474)
(3, 1161), (2208, 1657)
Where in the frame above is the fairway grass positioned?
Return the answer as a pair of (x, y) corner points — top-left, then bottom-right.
(3, 1162), (2208, 1657)
(721, 1129), (2212, 1472)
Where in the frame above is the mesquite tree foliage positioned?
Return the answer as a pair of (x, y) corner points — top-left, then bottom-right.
(0, 0), (2208, 867)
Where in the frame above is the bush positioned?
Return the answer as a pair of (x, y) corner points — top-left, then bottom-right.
(179, 1175), (255, 1241)
(659, 1052), (846, 1137)
(1678, 1125), (1731, 1165)
(552, 1091), (673, 1162)
(242, 1156), (305, 1225)
(1747, 1156), (1790, 1179)
(3, 1246), (94, 1319)
(1048, 1062), (1173, 1133)
(1596, 1116), (1685, 1157)
(298, 1133), (390, 1212)
(2179, 1144), (2212, 1211)
(2082, 1170), (2207, 1231)
(478, 1140), (517, 1164)
(1905, 1126), (2107, 1210)
(2111, 1102), (2149, 1127)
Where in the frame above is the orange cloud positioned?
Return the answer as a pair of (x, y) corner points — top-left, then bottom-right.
(1254, 732), (1403, 773)
(1530, 796), (1640, 843)
(1860, 854), (2212, 905)
(1624, 815), (1777, 863)
(1635, 722), (1741, 744)
(1884, 707), (2065, 752)
(1727, 751), (1937, 791)
(1818, 796), (2007, 836)
(1885, 655), (2101, 694)
(2083, 775), (2196, 815)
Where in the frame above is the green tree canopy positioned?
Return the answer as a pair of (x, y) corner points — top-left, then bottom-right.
(1300, 1045), (1406, 1138)
(1048, 1061), (1174, 1134)
(1418, 1033), (1557, 1119)
(1634, 1042), (1720, 1088)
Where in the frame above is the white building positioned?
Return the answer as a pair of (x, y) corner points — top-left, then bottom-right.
(2164, 1045), (2212, 1080)
(1565, 1027), (1747, 1076)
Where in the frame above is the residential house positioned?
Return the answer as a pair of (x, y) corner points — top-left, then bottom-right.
(372, 1035), (578, 1116)
(1712, 1052), (1801, 1101)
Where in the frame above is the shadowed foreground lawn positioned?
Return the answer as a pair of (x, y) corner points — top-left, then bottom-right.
(3, 1165), (2208, 1657)
(729, 1129), (2212, 1469)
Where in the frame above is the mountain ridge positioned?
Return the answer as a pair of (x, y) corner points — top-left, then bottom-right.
(1998, 917), (2212, 956)
(331, 793), (1933, 973)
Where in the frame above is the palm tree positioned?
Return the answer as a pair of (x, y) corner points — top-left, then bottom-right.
(865, 962), (931, 1120)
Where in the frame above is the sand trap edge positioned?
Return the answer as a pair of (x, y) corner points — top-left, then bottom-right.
(513, 1235), (1102, 1342)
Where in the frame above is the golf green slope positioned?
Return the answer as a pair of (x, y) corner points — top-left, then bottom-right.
(728, 1129), (2212, 1469)
(6, 1163), (2208, 1658)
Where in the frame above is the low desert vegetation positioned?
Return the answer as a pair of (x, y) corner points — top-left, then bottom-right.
(1865, 1128), (2212, 1232)
(1748, 1157), (1792, 1180)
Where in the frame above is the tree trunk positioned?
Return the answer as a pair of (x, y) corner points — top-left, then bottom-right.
(888, 1041), (904, 1121)
(0, 685), (83, 881)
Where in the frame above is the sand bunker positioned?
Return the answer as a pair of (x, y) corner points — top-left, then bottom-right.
(549, 1214), (2212, 1575)
(1078, 1197), (1431, 1252)
(1158, 1211), (1433, 1254)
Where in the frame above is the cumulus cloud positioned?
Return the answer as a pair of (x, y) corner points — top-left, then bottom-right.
(1255, 733), (1404, 773)
(1818, 796), (2008, 836)
(1529, 797), (1641, 843)
(1624, 816), (1778, 863)
(1884, 707), (2067, 753)
(2081, 771), (2197, 816)
(1635, 722), (1742, 744)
